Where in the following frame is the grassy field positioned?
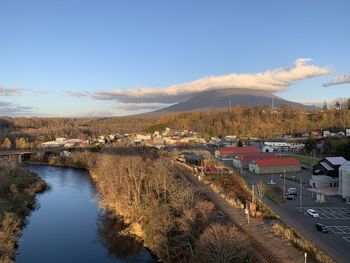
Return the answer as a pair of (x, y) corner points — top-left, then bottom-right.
(283, 154), (320, 166)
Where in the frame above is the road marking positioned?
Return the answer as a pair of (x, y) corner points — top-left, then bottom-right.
(328, 226), (350, 234)
(342, 237), (350, 244)
(302, 207), (350, 219)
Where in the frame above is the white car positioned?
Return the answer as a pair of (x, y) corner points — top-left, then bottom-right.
(307, 209), (319, 218)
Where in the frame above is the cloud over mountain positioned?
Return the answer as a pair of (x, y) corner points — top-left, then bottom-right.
(92, 58), (330, 104)
(323, 73), (350, 87)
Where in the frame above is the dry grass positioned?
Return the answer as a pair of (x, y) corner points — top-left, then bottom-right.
(265, 186), (286, 204)
(272, 223), (334, 263)
(0, 157), (47, 262)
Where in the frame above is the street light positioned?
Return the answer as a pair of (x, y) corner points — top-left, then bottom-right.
(283, 169), (286, 198)
(304, 252), (307, 263)
(300, 178), (303, 212)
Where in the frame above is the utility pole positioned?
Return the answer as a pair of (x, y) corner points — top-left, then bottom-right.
(300, 178), (303, 212)
(252, 185), (255, 205)
(283, 169), (286, 198)
(245, 200), (250, 224)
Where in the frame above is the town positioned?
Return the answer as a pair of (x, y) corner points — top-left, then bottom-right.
(3, 126), (345, 262)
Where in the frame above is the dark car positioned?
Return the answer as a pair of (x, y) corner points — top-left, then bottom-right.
(315, 223), (328, 233)
(285, 194), (296, 200)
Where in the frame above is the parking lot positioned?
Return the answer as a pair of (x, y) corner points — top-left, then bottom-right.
(327, 226), (350, 234)
(302, 206), (350, 219)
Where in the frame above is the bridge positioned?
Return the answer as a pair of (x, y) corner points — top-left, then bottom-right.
(0, 150), (41, 162)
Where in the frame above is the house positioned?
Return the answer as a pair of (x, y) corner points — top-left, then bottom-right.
(261, 145), (274, 153)
(182, 152), (204, 166)
(249, 157), (301, 174)
(338, 161), (350, 203)
(313, 157), (347, 177)
(233, 153), (276, 169)
(215, 146), (260, 159)
(309, 175), (338, 188)
(264, 138), (291, 147)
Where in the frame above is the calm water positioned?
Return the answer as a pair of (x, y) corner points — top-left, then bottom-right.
(16, 164), (154, 263)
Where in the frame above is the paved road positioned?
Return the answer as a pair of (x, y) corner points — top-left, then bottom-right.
(243, 168), (350, 263)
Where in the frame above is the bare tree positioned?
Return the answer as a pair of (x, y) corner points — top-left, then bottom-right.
(196, 224), (249, 263)
(254, 180), (266, 205)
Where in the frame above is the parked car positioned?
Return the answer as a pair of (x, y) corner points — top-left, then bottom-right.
(307, 209), (320, 218)
(285, 194), (296, 200)
(315, 223), (328, 233)
(287, 187), (298, 196)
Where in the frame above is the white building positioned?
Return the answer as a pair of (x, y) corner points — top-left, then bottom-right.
(261, 146), (274, 153)
(338, 161), (350, 203)
(309, 175), (338, 189)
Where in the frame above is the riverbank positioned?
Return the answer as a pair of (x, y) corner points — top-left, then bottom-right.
(32, 151), (253, 262)
(0, 158), (47, 263)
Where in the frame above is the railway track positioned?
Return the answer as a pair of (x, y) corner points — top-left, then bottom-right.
(174, 162), (281, 263)
(137, 147), (281, 262)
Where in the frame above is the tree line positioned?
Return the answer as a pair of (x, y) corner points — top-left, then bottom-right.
(3, 105), (350, 146)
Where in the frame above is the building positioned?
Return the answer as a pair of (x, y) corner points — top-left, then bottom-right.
(261, 145), (274, 153)
(309, 175), (338, 188)
(249, 157), (301, 174)
(182, 152), (204, 166)
(264, 138), (291, 147)
(233, 153), (276, 169)
(215, 146), (260, 159)
(313, 157), (347, 177)
(338, 161), (350, 203)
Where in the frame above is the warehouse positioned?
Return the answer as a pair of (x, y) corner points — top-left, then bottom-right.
(233, 153), (276, 169)
(215, 146), (260, 159)
(249, 157), (301, 174)
(338, 161), (350, 203)
(313, 157), (347, 177)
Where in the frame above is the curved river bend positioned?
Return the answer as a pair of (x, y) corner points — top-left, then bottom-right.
(16, 164), (154, 263)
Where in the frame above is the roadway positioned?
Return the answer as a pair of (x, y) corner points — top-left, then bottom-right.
(234, 164), (350, 263)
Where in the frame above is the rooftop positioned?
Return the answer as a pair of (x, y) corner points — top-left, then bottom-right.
(325, 157), (347, 166)
(254, 157), (300, 167)
(235, 153), (276, 163)
(218, 146), (260, 155)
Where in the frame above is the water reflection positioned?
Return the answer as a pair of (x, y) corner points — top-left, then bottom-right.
(98, 211), (155, 262)
(16, 164), (154, 263)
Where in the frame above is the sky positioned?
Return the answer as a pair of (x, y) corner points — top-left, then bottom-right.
(0, 0), (350, 117)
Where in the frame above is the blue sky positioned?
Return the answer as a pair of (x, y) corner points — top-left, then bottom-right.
(0, 0), (349, 116)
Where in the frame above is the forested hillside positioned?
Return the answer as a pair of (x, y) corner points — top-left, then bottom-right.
(2, 105), (350, 146)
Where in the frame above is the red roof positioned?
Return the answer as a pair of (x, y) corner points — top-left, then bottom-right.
(236, 153), (276, 164)
(254, 157), (300, 167)
(218, 146), (260, 155)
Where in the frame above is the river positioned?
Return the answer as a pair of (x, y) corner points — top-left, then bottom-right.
(16, 164), (155, 263)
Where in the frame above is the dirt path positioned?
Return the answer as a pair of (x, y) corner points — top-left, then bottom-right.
(175, 162), (306, 263)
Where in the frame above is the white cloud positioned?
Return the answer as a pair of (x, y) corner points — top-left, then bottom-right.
(0, 87), (21, 96)
(92, 58), (331, 104)
(323, 73), (350, 87)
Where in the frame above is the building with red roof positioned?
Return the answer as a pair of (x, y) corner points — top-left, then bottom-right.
(249, 157), (301, 174)
(215, 146), (260, 159)
(233, 153), (276, 169)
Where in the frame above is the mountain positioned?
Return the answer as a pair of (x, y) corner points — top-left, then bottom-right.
(152, 88), (316, 114)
